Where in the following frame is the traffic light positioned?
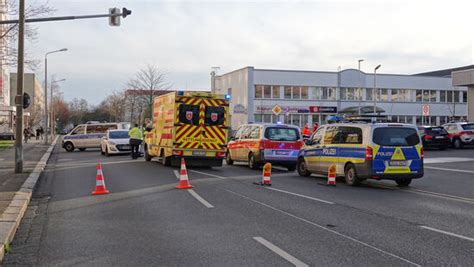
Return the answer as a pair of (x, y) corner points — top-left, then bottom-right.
(109, 7), (120, 26)
(122, 8), (132, 18)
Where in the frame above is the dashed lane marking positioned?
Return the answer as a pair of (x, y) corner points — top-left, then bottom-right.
(419, 226), (474, 242)
(173, 170), (180, 180)
(226, 189), (421, 267)
(424, 157), (474, 164)
(188, 169), (227, 179)
(253, 237), (308, 267)
(188, 189), (214, 208)
(265, 187), (334, 205)
(424, 166), (474, 174)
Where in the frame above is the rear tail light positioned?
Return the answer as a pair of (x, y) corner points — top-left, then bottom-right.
(216, 152), (226, 157)
(424, 134), (433, 140)
(420, 147), (424, 159)
(173, 150), (183, 156)
(461, 131), (474, 136)
(365, 146), (373, 161)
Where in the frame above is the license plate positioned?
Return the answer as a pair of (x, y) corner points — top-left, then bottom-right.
(193, 151), (206, 156)
(122, 145), (130, 149)
(435, 136), (445, 139)
(389, 161), (406, 166)
(275, 150), (289, 155)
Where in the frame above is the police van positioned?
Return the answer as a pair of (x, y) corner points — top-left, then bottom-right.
(297, 122), (423, 186)
(62, 122), (130, 152)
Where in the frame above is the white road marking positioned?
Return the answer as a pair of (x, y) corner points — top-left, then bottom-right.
(0, 158), (4, 161)
(419, 226), (474, 242)
(424, 157), (474, 164)
(189, 169), (227, 179)
(226, 189), (420, 267)
(424, 166), (474, 174)
(57, 158), (72, 162)
(187, 189), (214, 208)
(173, 170), (180, 179)
(266, 187), (334, 205)
(253, 237), (308, 267)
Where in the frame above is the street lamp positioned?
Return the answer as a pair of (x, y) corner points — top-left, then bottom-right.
(358, 59), (364, 115)
(50, 78), (66, 136)
(373, 64), (381, 114)
(44, 48), (67, 144)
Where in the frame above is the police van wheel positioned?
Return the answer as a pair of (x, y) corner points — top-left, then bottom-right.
(297, 158), (311, 177)
(396, 179), (412, 187)
(344, 164), (361, 186)
(248, 154), (258, 170)
(64, 142), (74, 152)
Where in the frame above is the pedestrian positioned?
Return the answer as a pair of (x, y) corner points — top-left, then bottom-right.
(128, 123), (142, 159)
(23, 127), (29, 143)
(36, 128), (40, 140)
(39, 126), (44, 140)
(301, 123), (311, 138)
(312, 122), (319, 134)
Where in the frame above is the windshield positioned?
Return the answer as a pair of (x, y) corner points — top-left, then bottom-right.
(426, 127), (448, 135)
(373, 127), (420, 146)
(109, 131), (129, 139)
(264, 127), (300, 141)
(461, 123), (474, 130)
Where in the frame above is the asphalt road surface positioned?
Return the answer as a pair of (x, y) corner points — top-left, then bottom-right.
(4, 144), (474, 266)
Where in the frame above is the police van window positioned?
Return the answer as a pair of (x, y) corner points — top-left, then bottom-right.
(71, 125), (85, 135)
(340, 127), (363, 144)
(87, 125), (114, 134)
(373, 127), (420, 146)
(264, 127), (299, 141)
(323, 126), (337, 144)
(179, 104), (199, 125)
(205, 106), (225, 126)
(249, 126), (260, 139)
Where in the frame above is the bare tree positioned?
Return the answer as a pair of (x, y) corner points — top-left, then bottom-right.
(0, 1), (55, 70)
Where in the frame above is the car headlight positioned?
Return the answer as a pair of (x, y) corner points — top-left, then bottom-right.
(108, 141), (116, 145)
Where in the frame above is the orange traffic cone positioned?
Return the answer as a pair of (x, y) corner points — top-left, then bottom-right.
(92, 163), (110, 195)
(254, 162), (272, 186)
(176, 158), (193, 189)
(327, 164), (336, 186)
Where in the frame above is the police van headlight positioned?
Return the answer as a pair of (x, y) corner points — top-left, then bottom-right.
(108, 141), (116, 146)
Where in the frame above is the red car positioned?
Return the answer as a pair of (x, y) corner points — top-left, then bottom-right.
(443, 122), (474, 149)
(227, 123), (304, 170)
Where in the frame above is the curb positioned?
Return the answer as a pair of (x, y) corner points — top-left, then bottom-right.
(0, 136), (59, 262)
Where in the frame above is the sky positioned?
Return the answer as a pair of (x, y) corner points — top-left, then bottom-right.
(23, 0), (474, 105)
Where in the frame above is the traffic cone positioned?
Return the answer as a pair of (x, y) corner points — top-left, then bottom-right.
(176, 158), (193, 189)
(327, 164), (336, 186)
(254, 162), (272, 186)
(92, 163), (110, 195)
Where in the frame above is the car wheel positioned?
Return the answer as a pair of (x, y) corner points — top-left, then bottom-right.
(64, 142), (74, 152)
(297, 158), (311, 177)
(163, 156), (171, 166)
(453, 138), (463, 149)
(79, 148), (86, 151)
(287, 165), (296, 171)
(144, 145), (152, 162)
(105, 147), (109, 157)
(344, 164), (361, 186)
(396, 179), (412, 187)
(101, 146), (105, 155)
(226, 151), (234, 165)
(248, 153), (258, 170)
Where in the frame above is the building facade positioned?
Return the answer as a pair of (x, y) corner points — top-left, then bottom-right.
(10, 73), (45, 128)
(214, 67), (468, 130)
(0, 0), (14, 136)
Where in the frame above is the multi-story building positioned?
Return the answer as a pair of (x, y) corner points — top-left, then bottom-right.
(213, 66), (471, 130)
(10, 73), (45, 128)
(0, 0), (14, 137)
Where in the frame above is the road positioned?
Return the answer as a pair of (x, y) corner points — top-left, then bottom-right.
(4, 144), (474, 266)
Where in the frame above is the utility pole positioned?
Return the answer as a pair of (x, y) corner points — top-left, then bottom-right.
(358, 59), (364, 115)
(373, 64), (381, 115)
(14, 0), (25, 173)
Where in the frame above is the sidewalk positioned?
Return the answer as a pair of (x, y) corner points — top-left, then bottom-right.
(0, 136), (57, 261)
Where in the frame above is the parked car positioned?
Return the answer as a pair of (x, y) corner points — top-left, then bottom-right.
(418, 126), (450, 150)
(100, 130), (131, 156)
(227, 123), (304, 171)
(297, 122), (424, 186)
(62, 122), (129, 152)
(442, 122), (474, 149)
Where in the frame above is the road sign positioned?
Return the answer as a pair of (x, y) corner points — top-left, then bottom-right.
(422, 104), (430, 116)
(309, 106), (338, 113)
(272, 105), (282, 116)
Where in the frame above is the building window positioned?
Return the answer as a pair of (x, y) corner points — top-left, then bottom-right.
(379, 89), (388, 101)
(301, 87), (308, 99)
(264, 85), (271, 98)
(399, 89), (410, 102)
(440, 116), (447, 125)
(430, 90), (436, 102)
(447, 91), (453, 103)
(366, 88), (373, 101)
(272, 86), (280, 99)
(440, 90), (446, 102)
(284, 86), (292, 99)
(311, 87), (320, 99)
(255, 85), (263, 99)
(462, 91), (467, 103)
(390, 89), (398, 101)
(322, 87), (336, 100)
(454, 91), (460, 103)
(422, 90), (430, 102)
(416, 90), (422, 102)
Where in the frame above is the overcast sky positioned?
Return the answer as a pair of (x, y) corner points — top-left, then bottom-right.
(27, 0), (473, 105)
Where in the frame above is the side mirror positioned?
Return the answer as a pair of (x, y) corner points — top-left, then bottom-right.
(305, 139), (313, 146)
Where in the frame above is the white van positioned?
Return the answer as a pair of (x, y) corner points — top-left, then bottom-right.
(62, 122), (130, 152)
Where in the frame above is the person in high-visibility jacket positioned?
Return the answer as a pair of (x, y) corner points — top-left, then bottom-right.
(129, 124), (142, 159)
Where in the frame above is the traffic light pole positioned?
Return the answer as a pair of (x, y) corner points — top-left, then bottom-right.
(14, 0), (25, 173)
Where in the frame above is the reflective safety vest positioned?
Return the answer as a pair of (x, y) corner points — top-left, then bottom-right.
(129, 127), (142, 140)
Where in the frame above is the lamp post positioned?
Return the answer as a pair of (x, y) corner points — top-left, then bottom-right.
(373, 64), (381, 114)
(358, 59), (364, 115)
(44, 48), (67, 144)
(50, 78), (66, 137)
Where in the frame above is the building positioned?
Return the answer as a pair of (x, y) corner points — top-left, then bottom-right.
(10, 73), (45, 128)
(213, 66), (469, 130)
(0, 0), (14, 137)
